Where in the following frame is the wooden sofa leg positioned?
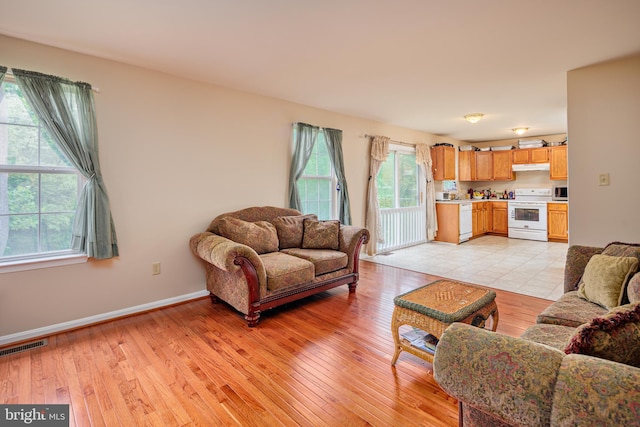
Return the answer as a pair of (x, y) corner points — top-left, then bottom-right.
(245, 311), (261, 327)
(209, 293), (219, 303)
(348, 282), (358, 293)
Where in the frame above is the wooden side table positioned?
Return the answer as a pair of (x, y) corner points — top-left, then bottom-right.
(391, 279), (499, 366)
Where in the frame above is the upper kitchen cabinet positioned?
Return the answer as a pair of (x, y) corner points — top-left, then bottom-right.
(474, 151), (493, 180)
(431, 145), (456, 181)
(550, 145), (568, 180)
(458, 151), (476, 181)
(512, 147), (549, 164)
(492, 151), (515, 181)
(458, 150), (513, 181)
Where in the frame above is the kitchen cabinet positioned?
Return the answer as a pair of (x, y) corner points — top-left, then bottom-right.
(548, 202), (568, 241)
(550, 145), (568, 180)
(472, 202), (488, 236)
(431, 145), (456, 181)
(458, 151), (476, 181)
(459, 150), (513, 181)
(492, 151), (515, 181)
(490, 202), (509, 235)
(483, 202), (492, 234)
(512, 147), (549, 164)
(434, 203), (460, 244)
(474, 152), (493, 181)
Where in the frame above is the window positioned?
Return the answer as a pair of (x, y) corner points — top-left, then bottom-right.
(0, 79), (83, 262)
(376, 146), (421, 209)
(374, 144), (426, 253)
(296, 130), (337, 220)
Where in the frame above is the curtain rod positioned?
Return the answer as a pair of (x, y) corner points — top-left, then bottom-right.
(363, 134), (424, 148)
(4, 69), (100, 93)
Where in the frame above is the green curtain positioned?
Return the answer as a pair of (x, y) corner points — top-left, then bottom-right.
(13, 69), (119, 259)
(288, 122), (319, 211)
(323, 127), (352, 225)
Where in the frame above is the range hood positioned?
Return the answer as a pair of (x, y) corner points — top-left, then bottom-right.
(512, 163), (550, 172)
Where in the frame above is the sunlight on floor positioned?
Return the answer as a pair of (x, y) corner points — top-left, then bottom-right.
(362, 235), (568, 301)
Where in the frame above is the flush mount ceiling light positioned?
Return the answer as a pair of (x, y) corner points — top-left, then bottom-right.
(464, 113), (484, 124)
(512, 127), (529, 135)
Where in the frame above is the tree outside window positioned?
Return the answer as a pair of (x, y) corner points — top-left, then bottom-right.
(297, 131), (337, 220)
(376, 149), (419, 209)
(0, 80), (82, 260)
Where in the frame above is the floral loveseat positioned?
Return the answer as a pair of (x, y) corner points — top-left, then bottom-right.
(189, 206), (369, 326)
(433, 242), (640, 426)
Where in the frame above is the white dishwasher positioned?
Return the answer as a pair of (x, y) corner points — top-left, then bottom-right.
(459, 202), (473, 243)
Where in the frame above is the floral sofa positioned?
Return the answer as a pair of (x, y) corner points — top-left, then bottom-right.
(433, 242), (640, 426)
(189, 206), (369, 326)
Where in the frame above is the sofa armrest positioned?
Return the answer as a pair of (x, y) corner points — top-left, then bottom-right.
(551, 354), (640, 425)
(564, 245), (604, 293)
(433, 323), (565, 427)
(339, 225), (370, 271)
(189, 232), (267, 282)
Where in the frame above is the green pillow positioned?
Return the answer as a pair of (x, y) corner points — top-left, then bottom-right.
(577, 254), (639, 309)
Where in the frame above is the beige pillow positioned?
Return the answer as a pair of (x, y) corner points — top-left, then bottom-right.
(271, 214), (317, 249)
(577, 254), (639, 309)
(217, 217), (279, 254)
(301, 219), (340, 250)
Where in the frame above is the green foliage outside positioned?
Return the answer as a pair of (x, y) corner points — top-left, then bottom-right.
(377, 151), (418, 209)
(299, 133), (333, 220)
(0, 81), (79, 257)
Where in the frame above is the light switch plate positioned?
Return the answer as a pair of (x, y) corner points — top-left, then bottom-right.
(598, 173), (610, 186)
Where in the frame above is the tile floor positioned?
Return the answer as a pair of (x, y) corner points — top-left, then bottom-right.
(362, 235), (568, 301)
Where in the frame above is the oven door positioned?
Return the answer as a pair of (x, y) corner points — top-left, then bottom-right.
(508, 202), (548, 231)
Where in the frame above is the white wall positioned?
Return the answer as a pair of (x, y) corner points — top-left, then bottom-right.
(0, 35), (460, 341)
(567, 54), (640, 247)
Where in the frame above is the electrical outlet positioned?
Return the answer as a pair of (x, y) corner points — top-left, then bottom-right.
(152, 262), (161, 275)
(598, 173), (610, 186)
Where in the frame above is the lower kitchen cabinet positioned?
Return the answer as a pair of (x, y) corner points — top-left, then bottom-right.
(490, 202), (509, 235)
(434, 203), (460, 244)
(472, 202), (488, 236)
(548, 202), (568, 242)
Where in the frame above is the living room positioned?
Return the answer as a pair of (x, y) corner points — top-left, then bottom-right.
(1, 2), (640, 425)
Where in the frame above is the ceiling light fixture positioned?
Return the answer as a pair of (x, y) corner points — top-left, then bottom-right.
(464, 113), (484, 124)
(512, 127), (529, 135)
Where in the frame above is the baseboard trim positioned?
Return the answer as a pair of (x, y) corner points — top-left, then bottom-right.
(0, 290), (210, 347)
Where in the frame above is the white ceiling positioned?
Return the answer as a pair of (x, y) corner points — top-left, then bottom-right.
(1, 0), (639, 142)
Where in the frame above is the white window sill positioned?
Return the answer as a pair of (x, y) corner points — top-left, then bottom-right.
(0, 253), (88, 274)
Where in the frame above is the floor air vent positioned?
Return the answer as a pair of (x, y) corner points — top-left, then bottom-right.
(0, 339), (48, 357)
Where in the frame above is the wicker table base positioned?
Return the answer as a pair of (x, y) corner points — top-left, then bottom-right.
(391, 279), (499, 366)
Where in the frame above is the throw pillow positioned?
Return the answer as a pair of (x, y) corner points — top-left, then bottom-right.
(217, 217), (279, 254)
(628, 272), (640, 304)
(271, 214), (317, 249)
(564, 302), (640, 368)
(302, 219), (340, 250)
(577, 254), (639, 309)
(601, 242), (640, 303)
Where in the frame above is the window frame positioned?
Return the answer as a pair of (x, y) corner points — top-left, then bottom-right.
(295, 129), (338, 220)
(0, 76), (87, 272)
(377, 143), (424, 210)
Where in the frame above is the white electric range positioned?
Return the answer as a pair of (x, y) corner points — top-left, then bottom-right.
(508, 188), (552, 241)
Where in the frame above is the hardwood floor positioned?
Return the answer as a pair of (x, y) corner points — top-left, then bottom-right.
(0, 262), (551, 426)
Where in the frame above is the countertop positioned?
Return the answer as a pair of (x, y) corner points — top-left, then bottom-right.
(435, 199), (510, 204)
(436, 199), (568, 204)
